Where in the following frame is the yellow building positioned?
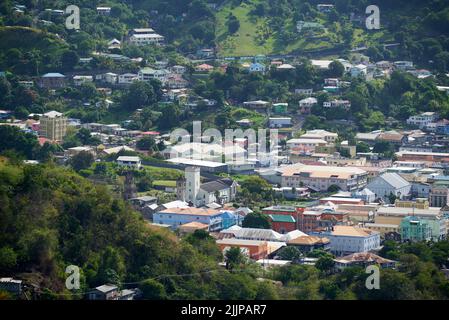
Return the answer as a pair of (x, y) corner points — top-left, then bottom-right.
(363, 223), (399, 236)
(395, 198), (429, 209)
(39, 111), (67, 141)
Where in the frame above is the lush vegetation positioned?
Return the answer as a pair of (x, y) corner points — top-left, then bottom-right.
(0, 159), (280, 299)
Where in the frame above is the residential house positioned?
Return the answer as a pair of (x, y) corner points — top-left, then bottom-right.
(0, 278), (22, 296)
(38, 73), (66, 88)
(350, 64), (368, 78)
(88, 284), (119, 300)
(299, 97), (318, 114)
(407, 112), (439, 129)
(286, 138), (327, 153)
(195, 63), (214, 73)
(300, 129), (338, 143)
(103, 72), (118, 84)
(116, 156), (141, 169)
(118, 73), (138, 85)
(268, 117), (292, 128)
(334, 252), (396, 270)
(323, 99), (351, 109)
(73, 75), (93, 86)
(129, 29), (165, 46)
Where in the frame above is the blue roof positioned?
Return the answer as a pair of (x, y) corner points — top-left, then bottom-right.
(221, 211), (236, 219)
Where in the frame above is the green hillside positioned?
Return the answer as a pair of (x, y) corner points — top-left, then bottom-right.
(0, 26), (68, 51)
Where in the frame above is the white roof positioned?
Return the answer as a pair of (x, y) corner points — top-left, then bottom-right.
(117, 156), (140, 162)
(162, 200), (189, 209)
(103, 146), (135, 155)
(311, 59), (332, 69)
(167, 157), (228, 168)
(43, 110), (63, 118)
(95, 284), (117, 293)
(287, 138), (327, 144)
(375, 172), (410, 189)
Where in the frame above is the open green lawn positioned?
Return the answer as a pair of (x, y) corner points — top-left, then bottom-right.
(216, 1), (272, 56)
(216, 0), (340, 56)
(153, 180), (177, 188)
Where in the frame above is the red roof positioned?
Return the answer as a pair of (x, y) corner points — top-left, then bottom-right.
(141, 131), (160, 135)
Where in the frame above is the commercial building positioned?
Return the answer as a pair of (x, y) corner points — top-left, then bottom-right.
(281, 164), (368, 192)
(311, 226), (381, 256)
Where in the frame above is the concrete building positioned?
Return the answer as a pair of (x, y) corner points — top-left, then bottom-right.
(38, 111), (67, 141)
(312, 226), (381, 256)
(429, 182), (449, 208)
(300, 129), (338, 143)
(154, 207), (224, 231)
(281, 164), (368, 192)
(366, 172), (411, 203)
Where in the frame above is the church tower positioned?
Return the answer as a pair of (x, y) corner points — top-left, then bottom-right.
(185, 166), (200, 206)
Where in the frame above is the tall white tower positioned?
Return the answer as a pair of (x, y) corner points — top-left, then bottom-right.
(185, 167), (200, 206)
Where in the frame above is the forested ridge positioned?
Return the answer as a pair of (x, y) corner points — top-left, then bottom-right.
(0, 159), (278, 299)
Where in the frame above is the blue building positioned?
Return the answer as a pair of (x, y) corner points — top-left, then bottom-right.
(154, 207), (225, 231)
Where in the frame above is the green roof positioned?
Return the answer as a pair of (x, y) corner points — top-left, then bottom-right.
(269, 214), (296, 223)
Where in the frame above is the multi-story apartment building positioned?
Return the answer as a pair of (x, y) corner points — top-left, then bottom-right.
(38, 111), (67, 141)
(281, 165), (368, 192)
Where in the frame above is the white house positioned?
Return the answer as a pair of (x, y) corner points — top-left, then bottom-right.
(103, 72), (118, 84)
(73, 75), (93, 86)
(323, 99), (351, 109)
(268, 117), (292, 128)
(299, 97), (317, 114)
(138, 68), (168, 84)
(350, 64), (368, 78)
(406, 112), (439, 129)
(129, 33), (164, 46)
(116, 156), (141, 169)
(118, 73), (138, 85)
